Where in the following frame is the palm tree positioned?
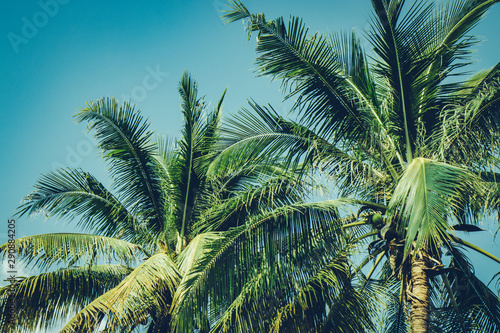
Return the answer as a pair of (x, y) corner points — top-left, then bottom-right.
(223, 0), (500, 331)
(0, 72), (374, 332)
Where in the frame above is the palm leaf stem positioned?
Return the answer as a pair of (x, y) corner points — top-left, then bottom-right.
(343, 221), (370, 229)
(451, 235), (500, 264)
(362, 251), (385, 290)
(354, 244), (387, 275)
(374, 0), (413, 162)
(352, 230), (379, 244)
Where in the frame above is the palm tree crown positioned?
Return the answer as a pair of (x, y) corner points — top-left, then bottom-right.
(223, 0), (500, 331)
(1, 72), (373, 332)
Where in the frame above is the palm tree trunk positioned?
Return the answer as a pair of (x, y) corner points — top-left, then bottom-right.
(410, 255), (431, 333)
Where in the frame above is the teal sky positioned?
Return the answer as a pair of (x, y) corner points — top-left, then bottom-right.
(1, 1), (499, 330)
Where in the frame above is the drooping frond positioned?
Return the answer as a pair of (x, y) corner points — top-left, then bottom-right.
(388, 158), (482, 256)
(75, 98), (166, 236)
(0, 233), (149, 270)
(270, 254), (373, 333)
(0, 264), (133, 332)
(377, 279), (410, 333)
(171, 200), (345, 332)
(16, 168), (141, 242)
(204, 211), (363, 333)
(60, 253), (181, 332)
(208, 265), (289, 333)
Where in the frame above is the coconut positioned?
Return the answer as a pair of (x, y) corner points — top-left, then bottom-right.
(372, 213), (383, 225)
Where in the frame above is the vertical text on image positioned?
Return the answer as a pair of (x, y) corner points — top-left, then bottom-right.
(5, 219), (18, 327)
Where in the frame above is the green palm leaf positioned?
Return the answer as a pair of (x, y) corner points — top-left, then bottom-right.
(176, 233), (221, 275)
(226, 1), (500, 331)
(171, 200), (343, 332)
(16, 168), (140, 241)
(388, 158), (482, 256)
(208, 268), (276, 333)
(369, 0), (440, 161)
(60, 253), (181, 332)
(367, 278), (409, 333)
(223, 1), (376, 148)
(169, 72), (227, 251)
(0, 265), (132, 332)
(214, 101), (386, 198)
(430, 244), (500, 332)
(198, 163), (314, 233)
(76, 98), (166, 236)
(271, 255), (373, 333)
(0, 233), (149, 270)
(435, 73), (500, 165)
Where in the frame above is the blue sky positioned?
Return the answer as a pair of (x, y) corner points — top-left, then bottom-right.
(1, 0), (499, 330)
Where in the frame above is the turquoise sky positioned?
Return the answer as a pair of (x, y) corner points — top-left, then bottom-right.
(1, 0), (499, 330)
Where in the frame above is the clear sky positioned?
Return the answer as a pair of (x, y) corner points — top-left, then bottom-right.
(1, 0), (499, 331)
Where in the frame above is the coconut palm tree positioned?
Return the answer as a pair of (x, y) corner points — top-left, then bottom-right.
(0, 72), (374, 332)
(223, 0), (500, 331)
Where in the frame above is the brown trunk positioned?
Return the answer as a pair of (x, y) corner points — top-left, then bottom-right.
(410, 255), (431, 333)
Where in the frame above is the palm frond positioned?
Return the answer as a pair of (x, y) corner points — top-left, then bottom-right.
(224, 1), (377, 149)
(198, 163), (317, 233)
(369, 0), (442, 161)
(60, 253), (181, 332)
(208, 268), (278, 333)
(0, 264), (132, 332)
(271, 254), (374, 333)
(431, 243), (500, 332)
(0, 233), (149, 270)
(435, 75), (500, 165)
(75, 98), (166, 236)
(170, 72), (214, 250)
(214, 101), (387, 199)
(388, 158), (482, 256)
(422, 0), (498, 90)
(16, 168), (141, 242)
(176, 232), (221, 275)
(377, 279), (410, 333)
(209, 216), (362, 333)
(198, 88), (226, 164)
(171, 199), (345, 332)
(151, 135), (177, 188)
